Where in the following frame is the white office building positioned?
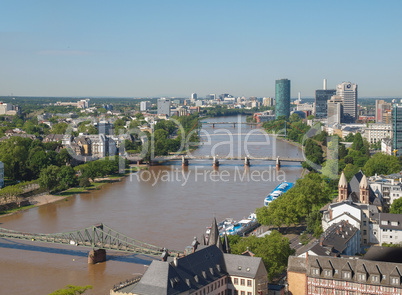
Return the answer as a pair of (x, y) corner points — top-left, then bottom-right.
(336, 82), (358, 122)
(140, 101), (151, 112)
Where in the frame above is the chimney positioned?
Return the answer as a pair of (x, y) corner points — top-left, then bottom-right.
(320, 237), (324, 246)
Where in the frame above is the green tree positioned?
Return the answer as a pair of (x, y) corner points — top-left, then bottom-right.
(344, 133), (355, 142)
(57, 166), (78, 189)
(38, 165), (60, 191)
(79, 176), (91, 188)
(48, 284), (92, 295)
(363, 153), (400, 177)
(50, 122), (68, 134)
(229, 231), (294, 281)
(390, 198), (402, 214)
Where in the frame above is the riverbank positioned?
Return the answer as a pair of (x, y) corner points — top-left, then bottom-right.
(0, 165), (147, 218)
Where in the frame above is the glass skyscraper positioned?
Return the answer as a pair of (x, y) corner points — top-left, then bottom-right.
(392, 105), (402, 157)
(275, 79), (290, 119)
(315, 89), (336, 118)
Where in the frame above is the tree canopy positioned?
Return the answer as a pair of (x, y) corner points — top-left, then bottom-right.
(48, 285), (92, 295)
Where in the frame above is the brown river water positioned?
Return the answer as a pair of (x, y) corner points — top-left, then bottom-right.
(0, 116), (303, 295)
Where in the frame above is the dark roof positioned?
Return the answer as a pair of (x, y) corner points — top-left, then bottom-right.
(224, 253), (266, 279)
(296, 220), (359, 257)
(287, 256), (307, 273)
(127, 245), (266, 295)
(364, 246), (402, 263)
(379, 213), (402, 230)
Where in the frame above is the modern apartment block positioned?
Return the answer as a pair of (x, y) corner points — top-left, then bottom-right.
(275, 79), (290, 119)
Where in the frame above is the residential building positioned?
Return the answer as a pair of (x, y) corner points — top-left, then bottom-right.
(43, 134), (65, 143)
(368, 174), (402, 205)
(297, 220), (361, 257)
(382, 138), (393, 155)
(364, 123), (392, 145)
(157, 98), (171, 116)
(327, 95), (343, 126)
(191, 93), (197, 100)
(376, 100), (392, 123)
(336, 82), (358, 122)
(315, 83), (336, 118)
(275, 79), (290, 119)
(77, 99), (90, 109)
(288, 255), (402, 295)
(376, 213), (402, 245)
(392, 104), (402, 157)
(0, 161), (4, 188)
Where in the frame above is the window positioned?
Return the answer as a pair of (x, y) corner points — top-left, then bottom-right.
(342, 271), (351, 279)
(363, 221), (367, 226)
(234, 278), (238, 285)
(311, 268), (319, 275)
(248, 292), (252, 295)
(391, 277), (399, 285)
(364, 239), (367, 244)
(241, 292), (245, 295)
(247, 280), (252, 287)
(240, 279), (245, 286)
(382, 221), (388, 225)
(372, 275), (379, 282)
(358, 273), (365, 281)
(363, 230), (367, 235)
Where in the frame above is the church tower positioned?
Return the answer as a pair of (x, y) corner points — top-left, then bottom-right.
(359, 174), (369, 204)
(338, 171), (348, 202)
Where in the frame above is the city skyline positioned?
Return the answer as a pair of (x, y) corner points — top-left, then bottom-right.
(1, 1), (402, 98)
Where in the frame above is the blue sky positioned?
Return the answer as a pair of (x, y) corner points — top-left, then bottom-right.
(1, 0), (401, 98)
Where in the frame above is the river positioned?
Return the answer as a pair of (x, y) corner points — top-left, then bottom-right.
(0, 115), (303, 295)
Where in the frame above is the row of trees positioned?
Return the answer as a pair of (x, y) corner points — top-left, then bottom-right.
(256, 173), (333, 238)
(0, 137), (71, 181)
(39, 156), (128, 192)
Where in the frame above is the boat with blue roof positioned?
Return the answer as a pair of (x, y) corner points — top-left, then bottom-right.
(263, 181), (293, 206)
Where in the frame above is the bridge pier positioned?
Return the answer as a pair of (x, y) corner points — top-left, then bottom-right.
(276, 157), (281, 170)
(213, 156), (219, 168)
(88, 249), (106, 264)
(182, 156), (189, 167)
(244, 156), (250, 167)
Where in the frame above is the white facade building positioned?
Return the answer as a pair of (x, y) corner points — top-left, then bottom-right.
(364, 123), (392, 145)
(336, 82), (358, 121)
(140, 101), (151, 112)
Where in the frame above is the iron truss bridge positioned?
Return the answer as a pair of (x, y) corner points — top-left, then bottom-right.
(0, 223), (181, 257)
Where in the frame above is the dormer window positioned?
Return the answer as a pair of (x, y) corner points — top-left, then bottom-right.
(311, 268), (319, 275)
(391, 276), (400, 285)
(372, 275), (379, 282)
(358, 273), (366, 281)
(342, 271), (351, 279)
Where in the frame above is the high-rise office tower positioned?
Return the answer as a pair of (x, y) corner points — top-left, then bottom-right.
(375, 100), (392, 123)
(327, 95), (344, 126)
(140, 101), (151, 112)
(392, 105), (402, 157)
(157, 98), (171, 116)
(315, 79), (336, 118)
(191, 93), (197, 100)
(336, 82), (358, 122)
(275, 78), (290, 119)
